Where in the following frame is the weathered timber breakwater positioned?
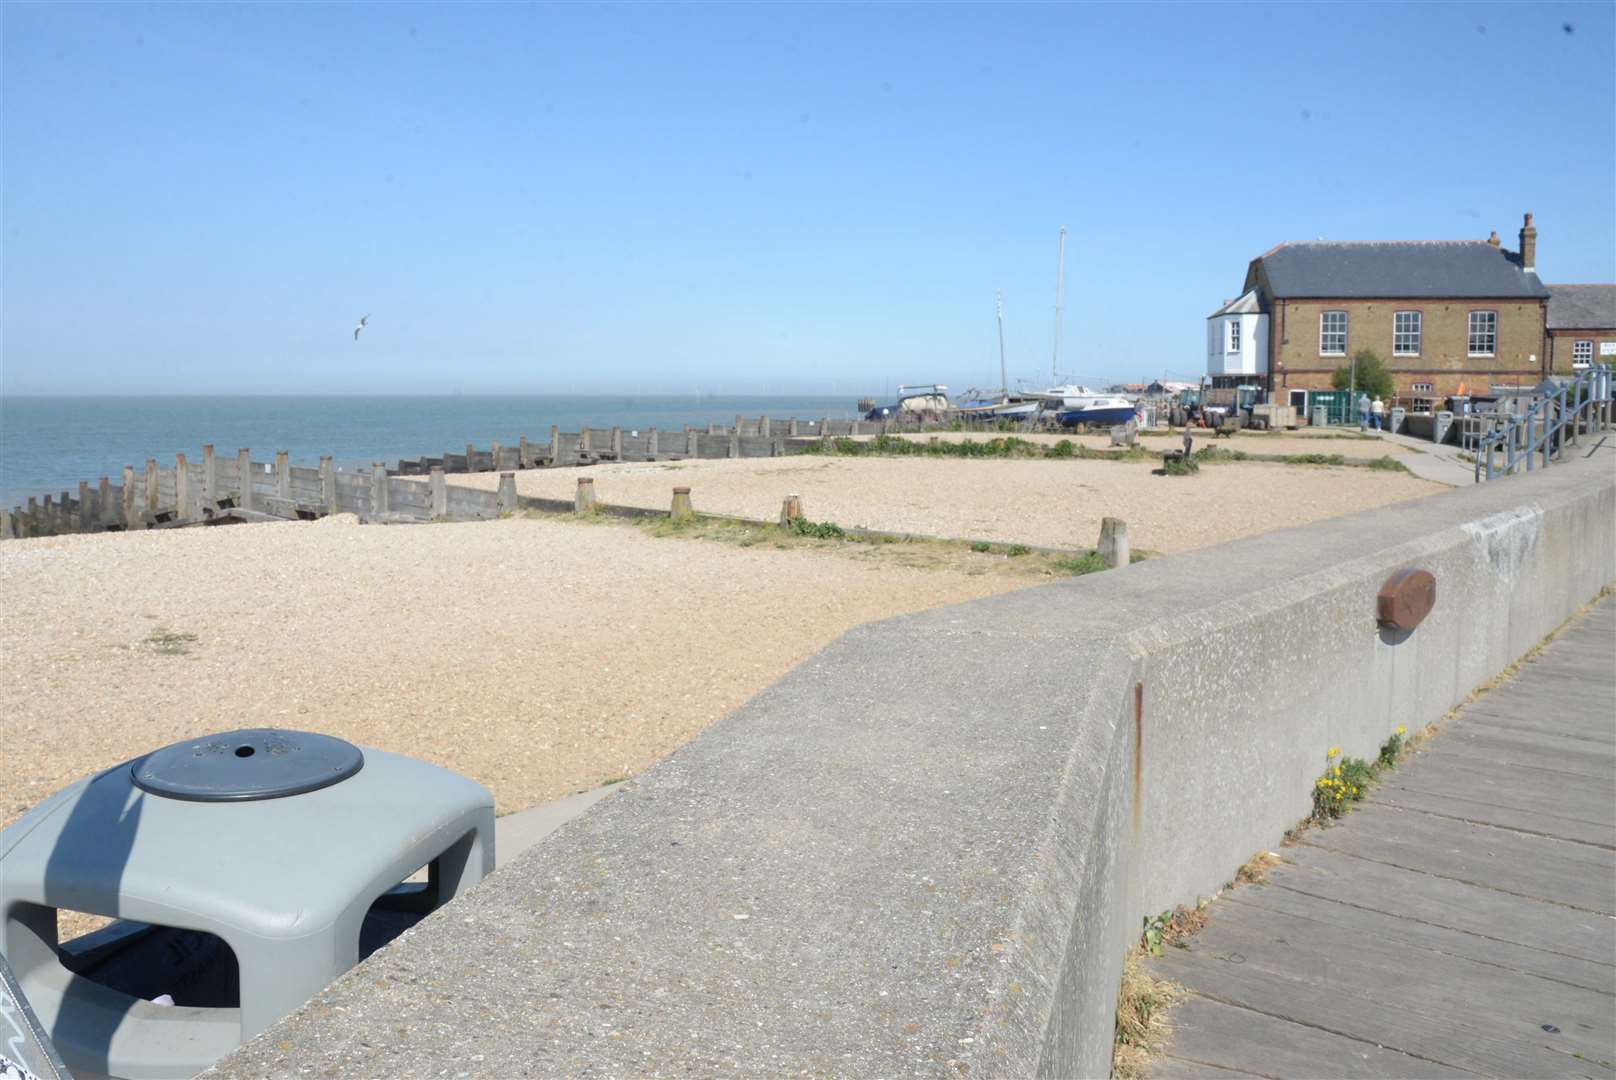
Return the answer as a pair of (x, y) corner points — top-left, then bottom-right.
(0, 414), (918, 540)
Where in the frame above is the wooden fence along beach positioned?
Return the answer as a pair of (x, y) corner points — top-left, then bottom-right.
(1, 416), (902, 539)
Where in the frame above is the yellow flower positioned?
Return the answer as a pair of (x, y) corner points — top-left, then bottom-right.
(1328, 747), (1341, 758)
(1395, 725), (1406, 735)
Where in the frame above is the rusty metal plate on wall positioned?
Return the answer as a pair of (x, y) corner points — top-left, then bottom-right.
(1378, 569), (1436, 631)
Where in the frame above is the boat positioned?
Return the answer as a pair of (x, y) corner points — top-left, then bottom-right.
(864, 384), (951, 420)
(1034, 384), (1139, 428)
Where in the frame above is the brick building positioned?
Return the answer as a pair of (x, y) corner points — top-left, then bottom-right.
(1544, 284), (1616, 374)
(1208, 214), (1552, 411)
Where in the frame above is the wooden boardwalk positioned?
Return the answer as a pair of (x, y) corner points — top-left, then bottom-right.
(1149, 595), (1616, 1080)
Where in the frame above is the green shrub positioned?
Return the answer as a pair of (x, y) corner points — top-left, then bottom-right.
(787, 517), (847, 540)
(1162, 456), (1200, 476)
(1330, 348), (1395, 402)
(1366, 455), (1410, 472)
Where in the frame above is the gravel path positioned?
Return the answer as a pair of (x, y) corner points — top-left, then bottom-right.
(460, 455), (1444, 554)
(0, 517), (1027, 828)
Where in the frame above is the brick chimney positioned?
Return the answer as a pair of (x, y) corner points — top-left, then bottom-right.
(1518, 212), (1536, 272)
(1486, 230), (1500, 247)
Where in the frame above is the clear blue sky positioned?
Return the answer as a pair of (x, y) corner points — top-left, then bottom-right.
(3, 1), (1612, 396)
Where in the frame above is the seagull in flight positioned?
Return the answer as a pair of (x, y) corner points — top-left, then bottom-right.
(353, 314), (370, 341)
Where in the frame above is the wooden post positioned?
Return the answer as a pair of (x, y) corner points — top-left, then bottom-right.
(123, 466), (139, 529)
(578, 426), (591, 462)
(760, 416), (771, 437)
(77, 481), (92, 531)
(496, 471), (517, 515)
(98, 476), (114, 529)
(27, 497), (40, 536)
(735, 414), (744, 435)
(549, 425), (561, 466)
(238, 449), (253, 511)
(707, 421), (718, 436)
(430, 467), (448, 518)
(670, 486), (693, 521)
(575, 476), (596, 512)
(780, 493), (803, 526)
(320, 456), (336, 515)
(729, 429), (740, 458)
(201, 444), (216, 512)
(491, 441), (502, 472)
(466, 443), (478, 472)
(0, 509), (11, 540)
(851, 420), (863, 436)
(145, 459), (159, 521)
(1098, 517), (1130, 569)
(820, 417), (830, 436)
(687, 429), (699, 456)
(648, 427), (660, 459)
(276, 451), (290, 501)
(371, 462), (389, 518)
(175, 453), (192, 521)
(611, 427), (622, 459)
(519, 435), (531, 469)
(789, 419), (800, 437)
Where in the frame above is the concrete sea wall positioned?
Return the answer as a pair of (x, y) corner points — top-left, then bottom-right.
(213, 456), (1615, 1079)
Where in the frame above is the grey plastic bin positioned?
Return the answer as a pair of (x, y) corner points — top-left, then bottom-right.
(0, 729), (494, 1080)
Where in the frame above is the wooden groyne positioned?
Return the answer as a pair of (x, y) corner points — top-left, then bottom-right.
(0, 415), (921, 540)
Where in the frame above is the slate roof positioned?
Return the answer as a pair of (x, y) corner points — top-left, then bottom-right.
(1257, 241), (1548, 300)
(1546, 284), (1616, 329)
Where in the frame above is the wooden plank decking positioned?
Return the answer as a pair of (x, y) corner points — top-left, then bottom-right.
(1148, 594), (1616, 1079)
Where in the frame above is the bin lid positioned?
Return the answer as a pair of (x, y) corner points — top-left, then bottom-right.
(132, 728), (364, 802)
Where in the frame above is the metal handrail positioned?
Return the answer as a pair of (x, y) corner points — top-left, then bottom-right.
(1476, 364), (1615, 482)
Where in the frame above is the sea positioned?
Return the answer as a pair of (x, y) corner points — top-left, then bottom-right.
(0, 395), (862, 510)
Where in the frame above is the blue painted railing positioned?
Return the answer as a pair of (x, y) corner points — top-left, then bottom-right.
(1476, 364), (1615, 482)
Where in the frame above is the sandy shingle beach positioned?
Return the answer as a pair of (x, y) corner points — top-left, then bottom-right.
(2, 450), (1444, 829)
(458, 451), (1445, 553)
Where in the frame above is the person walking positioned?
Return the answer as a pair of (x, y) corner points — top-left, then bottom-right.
(1357, 391), (1371, 431)
(1370, 395), (1386, 431)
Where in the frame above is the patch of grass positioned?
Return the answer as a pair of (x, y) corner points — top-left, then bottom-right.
(1366, 455), (1411, 472)
(1279, 452), (1347, 466)
(1052, 551), (1109, 575)
(1192, 446), (1250, 464)
(1294, 431), (1382, 441)
(1112, 951), (1181, 1080)
(800, 433), (1154, 464)
(1161, 456), (1200, 476)
(786, 517), (848, 540)
(144, 627), (198, 656)
(970, 541), (991, 553)
(1005, 543), (1031, 557)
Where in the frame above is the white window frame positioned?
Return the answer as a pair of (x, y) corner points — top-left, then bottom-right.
(1227, 318), (1241, 353)
(1468, 310), (1497, 357)
(1411, 382), (1434, 394)
(1393, 311), (1421, 356)
(1319, 311), (1347, 356)
(1572, 340), (1593, 368)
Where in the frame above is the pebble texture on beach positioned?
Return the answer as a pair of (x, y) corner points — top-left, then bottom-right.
(0, 516), (1028, 828)
(473, 454), (1444, 552)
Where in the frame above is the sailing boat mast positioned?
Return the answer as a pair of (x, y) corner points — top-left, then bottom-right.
(996, 291), (1008, 398)
(1051, 225), (1067, 384)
